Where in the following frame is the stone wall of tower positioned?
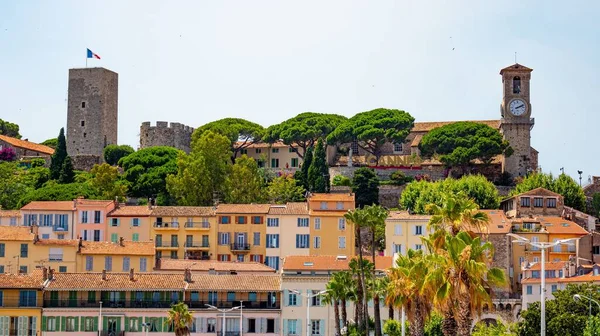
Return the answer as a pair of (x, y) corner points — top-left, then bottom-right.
(66, 68), (118, 161)
(501, 123), (532, 177)
(139, 121), (194, 153)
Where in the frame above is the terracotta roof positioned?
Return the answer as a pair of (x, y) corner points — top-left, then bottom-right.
(0, 134), (54, 155)
(525, 261), (567, 271)
(108, 206), (152, 217)
(522, 273), (600, 284)
(152, 206), (215, 217)
(0, 226), (34, 241)
(308, 193), (354, 202)
(216, 204), (271, 214)
(386, 211), (431, 221)
(34, 239), (79, 247)
(283, 255), (393, 271)
(268, 203), (309, 215)
(500, 63), (533, 74)
(20, 201), (75, 211)
(410, 134), (423, 147)
(46, 272), (186, 291)
(187, 274), (280, 292)
(540, 217), (588, 235)
(79, 241), (155, 256)
(0, 270), (44, 288)
(471, 210), (512, 234)
(75, 199), (115, 207)
(0, 210), (20, 217)
(411, 120), (500, 133)
(157, 259), (276, 273)
(236, 140), (290, 149)
(503, 187), (562, 201)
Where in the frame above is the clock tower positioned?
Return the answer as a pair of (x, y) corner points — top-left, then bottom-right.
(500, 63), (535, 177)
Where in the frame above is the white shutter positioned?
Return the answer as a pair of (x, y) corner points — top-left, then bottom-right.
(275, 318), (280, 333)
(30, 317), (36, 335)
(298, 319), (302, 336)
(17, 317), (24, 336)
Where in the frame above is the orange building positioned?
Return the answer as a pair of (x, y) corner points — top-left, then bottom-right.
(215, 204), (270, 263)
(307, 193), (355, 256)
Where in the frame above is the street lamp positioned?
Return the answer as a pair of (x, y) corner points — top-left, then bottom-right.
(239, 301), (244, 336)
(508, 233), (578, 336)
(574, 294), (600, 320)
(99, 301), (103, 334)
(290, 290), (328, 336)
(141, 322), (152, 336)
(206, 304), (241, 336)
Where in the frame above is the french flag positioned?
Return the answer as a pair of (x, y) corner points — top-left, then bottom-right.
(86, 48), (101, 59)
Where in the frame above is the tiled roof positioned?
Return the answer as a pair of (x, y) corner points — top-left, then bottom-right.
(79, 240), (155, 255)
(45, 272), (186, 291)
(0, 226), (34, 241)
(470, 210), (512, 234)
(268, 203), (309, 215)
(308, 193), (354, 202)
(283, 255), (393, 271)
(503, 187), (562, 201)
(386, 211), (431, 221)
(151, 206), (215, 217)
(0, 270), (44, 289)
(411, 120), (500, 133)
(108, 206), (152, 217)
(0, 134), (55, 155)
(216, 204), (271, 214)
(0, 210), (20, 217)
(158, 259), (276, 273)
(500, 63), (533, 74)
(525, 261), (567, 271)
(522, 273), (600, 284)
(34, 239), (79, 247)
(75, 199), (115, 207)
(20, 201), (75, 211)
(540, 217), (588, 235)
(187, 274), (280, 292)
(410, 134), (423, 147)
(236, 140), (290, 149)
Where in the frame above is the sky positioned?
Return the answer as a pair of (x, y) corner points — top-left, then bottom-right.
(1, 1), (599, 182)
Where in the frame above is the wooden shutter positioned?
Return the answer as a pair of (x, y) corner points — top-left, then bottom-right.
(275, 318), (280, 334)
(319, 319), (325, 335)
(124, 317), (129, 332)
(60, 316), (66, 332)
(297, 319), (302, 336)
(74, 316), (79, 332)
(283, 320), (288, 336)
(41, 317), (46, 332)
(30, 317), (36, 336)
(284, 289), (289, 306)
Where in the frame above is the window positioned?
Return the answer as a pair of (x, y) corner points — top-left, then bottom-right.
(551, 284), (558, 293)
(132, 218), (140, 226)
(218, 254), (230, 261)
(19, 266), (27, 274)
(267, 218), (279, 227)
(171, 251), (178, 259)
(594, 246), (600, 255)
(314, 218), (321, 230)
(236, 216), (246, 224)
(0, 243), (4, 257)
(248, 318), (257, 333)
(351, 139), (359, 154)
(248, 292), (257, 302)
(320, 202), (328, 210)
(521, 197), (531, 207)
(123, 257), (130, 272)
(42, 234), (50, 239)
(311, 291), (323, 306)
(267, 319), (275, 333)
(252, 216), (262, 224)
(311, 319), (322, 335)
(394, 224), (402, 236)
(20, 244), (28, 258)
(414, 225), (423, 236)
(220, 216), (231, 224)
(394, 142), (403, 152)
(93, 230), (100, 241)
(81, 102), (86, 108)
(338, 236), (346, 249)
(288, 319), (298, 335)
(251, 254), (262, 263)
(296, 234), (310, 248)
(291, 158), (299, 168)
(547, 198), (557, 208)
(140, 257), (147, 272)
(255, 148), (262, 154)
(519, 256), (525, 266)
(132, 233), (139, 242)
(47, 317), (57, 331)
(19, 290), (37, 306)
(415, 244), (423, 250)
(207, 318), (216, 332)
(84, 317), (95, 331)
(266, 234), (279, 248)
(288, 291), (298, 306)
(218, 232), (230, 245)
(297, 218), (309, 227)
(338, 218), (346, 230)
(0, 266), (4, 273)
(42, 214), (53, 226)
(253, 232), (261, 246)
(272, 148), (279, 153)
(227, 291), (236, 302)
(532, 271), (540, 278)
(513, 76), (521, 94)
(526, 285), (533, 295)
(88, 291), (96, 303)
(9, 217), (16, 226)
(59, 266), (67, 272)
(393, 244), (402, 255)
(546, 270), (555, 278)
(289, 147), (296, 153)
(314, 236), (321, 248)
(105, 256), (112, 271)
(533, 256), (540, 263)
(534, 197), (543, 208)
(81, 211), (88, 223)
(66, 316), (76, 331)
(111, 218), (119, 227)
(57, 234), (65, 240)
(111, 233), (118, 243)
(265, 256), (280, 270)
(240, 149), (248, 155)
(271, 158), (279, 168)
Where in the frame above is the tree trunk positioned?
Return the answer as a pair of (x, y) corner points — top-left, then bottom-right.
(374, 295), (382, 336)
(356, 222), (368, 334)
(341, 298), (348, 330)
(456, 291), (472, 336)
(409, 301), (425, 336)
(388, 304), (394, 320)
(334, 299), (341, 336)
(354, 302), (359, 327)
(441, 308), (457, 336)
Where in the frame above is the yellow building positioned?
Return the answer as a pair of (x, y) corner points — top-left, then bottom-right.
(76, 239), (155, 273)
(0, 210), (20, 227)
(215, 204), (270, 263)
(384, 211), (431, 256)
(0, 270), (44, 335)
(265, 203), (310, 270)
(107, 205), (153, 243)
(150, 206), (215, 261)
(307, 193), (355, 256)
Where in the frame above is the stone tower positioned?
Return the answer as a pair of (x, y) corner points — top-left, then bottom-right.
(499, 63), (535, 177)
(66, 68), (118, 160)
(139, 121), (194, 153)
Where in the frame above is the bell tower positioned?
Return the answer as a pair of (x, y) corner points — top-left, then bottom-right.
(500, 63), (534, 177)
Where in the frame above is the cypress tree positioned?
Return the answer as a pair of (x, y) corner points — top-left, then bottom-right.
(50, 128), (67, 180)
(298, 146), (313, 191)
(308, 139), (329, 193)
(58, 156), (75, 184)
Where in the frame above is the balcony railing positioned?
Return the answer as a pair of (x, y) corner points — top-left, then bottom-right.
(185, 222), (211, 229)
(100, 331), (124, 336)
(185, 241), (210, 248)
(53, 225), (68, 232)
(153, 222), (180, 228)
(230, 243), (251, 251)
(0, 299), (39, 308)
(43, 299), (279, 310)
(155, 241), (179, 248)
(187, 300), (279, 309)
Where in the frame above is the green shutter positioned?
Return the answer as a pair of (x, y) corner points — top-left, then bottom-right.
(74, 316), (79, 332)
(103, 317), (108, 333)
(41, 317), (46, 331)
(124, 317), (129, 332)
(93, 317), (98, 331)
(60, 317), (66, 332)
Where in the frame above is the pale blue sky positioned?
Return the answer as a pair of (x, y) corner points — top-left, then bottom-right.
(1, 1), (598, 182)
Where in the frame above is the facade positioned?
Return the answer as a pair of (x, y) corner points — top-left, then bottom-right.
(76, 199), (117, 242)
(20, 201), (76, 240)
(106, 205), (153, 243)
(76, 239), (154, 273)
(66, 67), (118, 167)
(215, 204), (270, 263)
(140, 121), (194, 153)
(0, 134), (54, 163)
(154, 258), (276, 274)
(501, 188), (564, 218)
(0, 210), (20, 227)
(265, 203), (310, 271)
(150, 206), (215, 262)
(0, 271), (44, 336)
(239, 141), (302, 172)
(307, 193), (356, 256)
(384, 211), (430, 256)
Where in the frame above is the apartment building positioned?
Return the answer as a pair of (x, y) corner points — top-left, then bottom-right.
(20, 201), (76, 240)
(0, 270), (44, 336)
(107, 205), (153, 242)
(384, 211), (430, 256)
(266, 203), (310, 271)
(76, 238), (154, 273)
(215, 204), (270, 263)
(307, 193), (356, 256)
(76, 199), (117, 242)
(239, 141), (300, 171)
(0, 210), (20, 227)
(154, 258), (276, 274)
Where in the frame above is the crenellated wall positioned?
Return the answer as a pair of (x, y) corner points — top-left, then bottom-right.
(139, 121), (195, 153)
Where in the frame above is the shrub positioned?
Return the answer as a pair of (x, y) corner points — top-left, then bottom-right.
(332, 175), (352, 186)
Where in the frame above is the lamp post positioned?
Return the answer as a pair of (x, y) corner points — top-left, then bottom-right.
(206, 304), (240, 336)
(508, 233), (578, 336)
(578, 170), (584, 187)
(239, 301), (244, 336)
(290, 290), (328, 336)
(141, 322), (151, 336)
(574, 294), (600, 320)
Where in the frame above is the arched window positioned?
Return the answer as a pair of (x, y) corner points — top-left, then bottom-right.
(513, 76), (521, 94)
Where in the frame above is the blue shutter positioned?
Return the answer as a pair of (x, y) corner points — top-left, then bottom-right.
(320, 319), (325, 335)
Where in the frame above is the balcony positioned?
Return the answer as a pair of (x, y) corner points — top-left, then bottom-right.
(0, 298), (39, 308)
(43, 299), (280, 310)
(155, 241), (179, 249)
(52, 225), (69, 232)
(549, 246), (577, 254)
(153, 222), (180, 230)
(185, 241), (210, 249)
(186, 300), (279, 310)
(229, 243), (251, 253)
(185, 222), (210, 230)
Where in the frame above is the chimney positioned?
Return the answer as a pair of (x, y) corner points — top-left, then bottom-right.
(78, 237), (83, 253)
(129, 268), (135, 281)
(49, 268), (55, 280)
(73, 199), (77, 209)
(119, 237), (125, 247)
(102, 269), (107, 281)
(42, 267), (48, 281)
(34, 234), (39, 243)
(184, 268), (192, 282)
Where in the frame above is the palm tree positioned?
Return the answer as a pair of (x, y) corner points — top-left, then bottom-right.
(386, 249), (432, 336)
(426, 192), (490, 237)
(333, 270), (354, 331)
(370, 276), (390, 336)
(363, 205), (388, 336)
(166, 302), (193, 336)
(345, 209), (370, 334)
(425, 231), (506, 336)
(324, 278), (342, 336)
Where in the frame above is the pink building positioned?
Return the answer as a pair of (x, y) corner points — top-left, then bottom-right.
(75, 199), (117, 242)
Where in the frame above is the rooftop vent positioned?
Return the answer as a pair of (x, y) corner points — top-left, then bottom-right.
(336, 255), (347, 261)
(303, 262), (314, 267)
(562, 223), (570, 227)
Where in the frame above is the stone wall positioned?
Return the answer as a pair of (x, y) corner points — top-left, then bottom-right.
(329, 165), (449, 181)
(72, 155), (101, 171)
(140, 121), (194, 153)
(487, 233), (512, 296)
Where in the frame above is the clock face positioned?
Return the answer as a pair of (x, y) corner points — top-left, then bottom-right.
(509, 99), (527, 116)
